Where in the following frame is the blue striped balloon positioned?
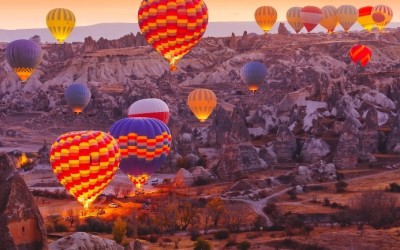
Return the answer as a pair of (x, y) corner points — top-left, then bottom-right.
(6, 39), (42, 82)
(109, 117), (172, 188)
(240, 61), (268, 92)
(64, 83), (91, 113)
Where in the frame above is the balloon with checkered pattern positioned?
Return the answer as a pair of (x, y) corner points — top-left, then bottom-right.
(138, 0), (208, 71)
(50, 131), (120, 209)
(109, 118), (172, 189)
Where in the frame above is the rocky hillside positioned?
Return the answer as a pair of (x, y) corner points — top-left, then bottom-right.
(2, 26), (400, 180)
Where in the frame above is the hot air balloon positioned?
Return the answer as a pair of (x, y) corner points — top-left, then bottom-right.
(286, 7), (304, 33)
(46, 8), (76, 44)
(50, 131), (120, 209)
(240, 61), (268, 93)
(187, 88), (217, 122)
(300, 6), (323, 33)
(138, 0), (208, 71)
(109, 118), (172, 188)
(349, 44), (372, 67)
(371, 5), (393, 31)
(64, 83), (91, 114)
(6, 39), (42, 83)
(358, 6), (375, 32)
(337, 5), (358, 32)
(128, 98), (170, 124)
(255, 6), (277, 33)
(320, 6), (338, 33)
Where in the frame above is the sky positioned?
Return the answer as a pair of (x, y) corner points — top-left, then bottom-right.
(0, 0), (398, 29)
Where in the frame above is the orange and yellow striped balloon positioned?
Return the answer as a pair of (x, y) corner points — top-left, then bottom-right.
(337, 5), (358, 32)
(46, 8), (76, 44)
(320, 6), (338, 33)
(50, 131), (120, 209)
(286, 7), (304, 33)
(350, 44), (372, 67)
(138, 0), (208, 71)
(187, 88), (217, 122)
(255, 6), (277, 33)
(371, 5), (393, 31)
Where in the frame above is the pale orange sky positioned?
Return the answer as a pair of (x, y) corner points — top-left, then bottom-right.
(0, 0), (398, 29)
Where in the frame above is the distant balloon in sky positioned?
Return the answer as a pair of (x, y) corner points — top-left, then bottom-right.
(50, 131), (120, 209)
(109, 118), (172, 188)
(46, 8), (76, 44)
(128, 98), (170, 124)
(138, 0), (208, 71)
(64, 83), (91, 114)
(6, 39), (42, 83)
(286, 7), (304, 33)
(337, 5), (358, 32)
(300, 6), (323, 33)
(358, 6), (375, 32)
(240, 61), (268, 93)
(350, 44), (372, 67)
(320, 6), (338, 33)
(254, 6), (277, 33)
(187, 88), (217, 122)
(371, 5), (393, 31)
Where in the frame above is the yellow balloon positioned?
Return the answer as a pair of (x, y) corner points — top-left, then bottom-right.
(286, 7), (303, 33)
(371, 5), (393, 31)
(337, 5), (358, 32)
(187, 89), (217, 123)
(320, 6), (338, 33)
(46, 8), (76, 44)
(255, 6), (277, 33)
(358, 6), (375, 32)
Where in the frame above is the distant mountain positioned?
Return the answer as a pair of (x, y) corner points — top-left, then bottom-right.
(0, 22), (399, 43)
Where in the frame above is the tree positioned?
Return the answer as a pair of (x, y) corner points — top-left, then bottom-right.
(206, 197), (226, 227)
(335, 181), (348, 193)
(113, 186), (121, 198)
(112, 217), (127, 244)
(155, 202), (178, 234)
(66, 209), (77, 227)
(121, 187), (133, 198)
(223, 204), (247, 232)
(177, 201), (200, 230)
(287, 188), (297, 200)
(194, 238), (211, 250)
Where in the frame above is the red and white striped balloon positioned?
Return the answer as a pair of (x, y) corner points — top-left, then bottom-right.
(300, 6), (323, 33)
(128, 98), (170, 124)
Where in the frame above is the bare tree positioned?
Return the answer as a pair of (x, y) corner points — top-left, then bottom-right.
(155, 202), (178, 234)
(206, 197), (226, 227)
(121, 187), (133, 198)
(350, 190), (398, 229)
(223, 204), (247, 232)
(113, 186), (121, 198)
(177, 201), (200, 230)
(66, 209), (77, 227)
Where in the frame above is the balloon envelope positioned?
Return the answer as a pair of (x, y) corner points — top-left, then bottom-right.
(128, 98), (170, 124)
(138, 0), (208, 71)
(50, 131), (120, 209)
(371, 5), (393, 31)
(350, 44), (372, 67)
(320, 6), (338, 33)
(64, 83), (91, 113)
(109, 118), (172, 188)
(240, 61), (268, 92)
(358, 6), (375, 32)
(255, 6), (277, 33)
(300, 6), (323, 33)
(337, 5), (358, 32)
(46, 8), (76, 44)
(6, 39), (42, 82)
(187, 88), (217, 122)
(286, 7), (303, 33)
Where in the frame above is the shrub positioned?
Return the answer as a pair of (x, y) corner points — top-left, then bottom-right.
(190, 229), (201, 241)
(214, 229), (230, 240)
(237, 241), (251, 250)
(194, 238), (211, 250)
(387, 182), (400, 193)
(335, 181), (348, 193)
(225, 239), (237, 247)
(112, 217), (127, 244)
(54, 221), (69, 232)
(76, 217), (113, 233)
(287, 188), (297, 200)
(147, 234), (159, 243)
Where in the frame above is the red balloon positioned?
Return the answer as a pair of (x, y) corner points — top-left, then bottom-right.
(300, 6), (323, 32)
(350, 44), (372, 67)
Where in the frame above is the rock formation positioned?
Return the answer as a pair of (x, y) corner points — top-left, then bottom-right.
(228, 33), (238, 50)
(0, 153), (47, 250)
(300, 138), (330, 162)
(49, 232), (123, 250)
(359, 107), (379, 161)
(278, 23), (289, 36)
(174, 168), (194, 187)
(387, 111), (400, 152)
(258, 145), (278, 166)
(332, 131), (359, 168)
(274, 124), (297, 161)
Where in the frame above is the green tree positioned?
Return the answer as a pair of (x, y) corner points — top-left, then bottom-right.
(112, 217), (127, 244)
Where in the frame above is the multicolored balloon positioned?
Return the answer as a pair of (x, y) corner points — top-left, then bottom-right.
(187, 88), (217, 122)
(64, 83), (91, 114)
(128, 98), (170, 124)
(254, 6), (277, 33)
(337, 5), (358, 32)
(286, 7), (304, 33)
(109, 118), (172, 188)
(6, 39), (42, 83)
(300, 6), (323, 33)
(358, 6), (375, 32)
(240, 61), (268, 93)
(50, 131), (120, 209)
(138, 0), (208, 71)
(371, 5), (393, 31)
(46, 8), (76, 44)
(350, 44), (372, 67)
(320, 6), (338, 33)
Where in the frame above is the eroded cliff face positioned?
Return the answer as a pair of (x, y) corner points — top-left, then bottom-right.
(0, 153), (47, 250)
